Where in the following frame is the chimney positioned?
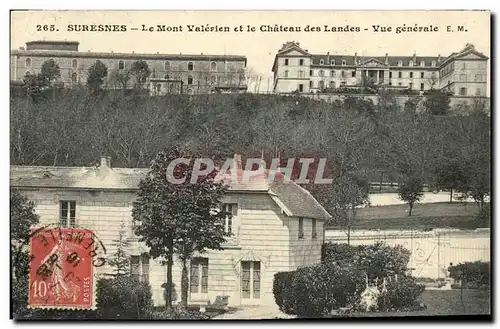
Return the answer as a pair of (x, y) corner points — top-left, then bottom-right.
(327, 51), (330, 65)
(233, 154), (242, 171)
(354, 52), (358, 65)
(385, 53), (389, 64)
(101, 156), (111, 169)
(437, 54), (441, 63)
(413, 52), (417, 63)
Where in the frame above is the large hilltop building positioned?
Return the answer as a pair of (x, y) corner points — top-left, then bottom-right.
(10, 40), (248, 95)
(271, 41), (489, 99)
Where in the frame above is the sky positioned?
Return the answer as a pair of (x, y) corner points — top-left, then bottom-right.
(11, 10), (490, 93)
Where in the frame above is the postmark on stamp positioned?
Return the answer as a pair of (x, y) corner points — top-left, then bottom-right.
(28, 227), (106, 310)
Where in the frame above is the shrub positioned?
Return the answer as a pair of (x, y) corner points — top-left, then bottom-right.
(291, 262), (365, 318)
(321, 242), (411, 280)
(376, 275), (425, 312)
(448, 261), (490, 289)
(96, 276), (154, 319)
(273, 271), (296, 314)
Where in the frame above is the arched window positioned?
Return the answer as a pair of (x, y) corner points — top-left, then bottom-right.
(319, 59), (324, 65)
(331, 60), (335, 65)
(118, 60), (124, 70)
(25, 71), (31, 77)
(164, 74), (169, 79)
(398, 61), (403, 67)
(210, 62), (217, 71)
(164, 61), (170, 70)
(71, 72), (77, 83)
(25, 58), (31, 67)
(188, 62), (194, 71)
(420, 61), (425, 67)
(341, 60), (346, 66)
(431, 61), (436, 67)
(187, 88), (194, 95)
(188, 75), (193, 85)
(319, 70), (324, 77)
(210, 75), (217, 84)
(72, 59), (78, 69)
(409, 60), (414, 67)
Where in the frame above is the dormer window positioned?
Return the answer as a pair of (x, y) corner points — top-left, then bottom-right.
(319, 59), (324, 65)
(331, 60), (335, 65)
(398, 61), (403, 67)
(420, 61), (425, 67)
(431, 61), (436, 67)
(409, 61), (414, 67)
(342, 60), (346, 66)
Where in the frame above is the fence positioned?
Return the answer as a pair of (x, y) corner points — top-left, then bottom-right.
(325, 228), (490, 279)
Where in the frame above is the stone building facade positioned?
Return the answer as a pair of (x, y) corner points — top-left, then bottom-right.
(272, 41), (488, 98)
(11, 40), (248, 94)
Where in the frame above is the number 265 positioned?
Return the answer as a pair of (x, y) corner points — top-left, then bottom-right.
(36, 25), (56, 32)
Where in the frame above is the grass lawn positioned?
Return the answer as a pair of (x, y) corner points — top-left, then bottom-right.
(353, 289), (491, 317)
(327, 202), (487, 231)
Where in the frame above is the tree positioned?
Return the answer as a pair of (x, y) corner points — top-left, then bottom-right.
(40, 59), (61, 87)
(423, 90), (451, 115)
(315, 174), (369, 244)
(87, 60), (108, 93)
(110, 69), (132, 90)
(131, 147), (228, 310)
(433, 159), (468, 203)
(398, 176), (424, 216)
(107, 221), (131, 277)
(130, 60), (151, 88)
(11, 189), (40, 319)
(22, 72), (44, 99)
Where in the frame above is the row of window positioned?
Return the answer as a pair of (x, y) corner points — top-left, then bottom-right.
(24, 57), (219, 72)
(298, 217), (318, 239)
(305, 70), (433, 79)
(283, 58), (438, 67)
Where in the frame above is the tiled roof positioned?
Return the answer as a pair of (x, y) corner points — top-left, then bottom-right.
(10, 164), (332, 220)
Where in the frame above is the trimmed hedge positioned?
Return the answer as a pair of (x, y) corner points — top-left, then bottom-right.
(273, 271), (296, 314)
(448, 261), (490, 289)
(273, 263), (365, 318)
(96, 276), (154, 319)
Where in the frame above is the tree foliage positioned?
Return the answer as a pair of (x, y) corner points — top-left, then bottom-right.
(87, 60), (108, 92)
(398, 175), (424, 216)
(423, 90), (451, 115)
(130, 60), (151, 88)
(40, 59), (61, 86)
(131, 147), (228, 309)
(107, 221), (131, 277)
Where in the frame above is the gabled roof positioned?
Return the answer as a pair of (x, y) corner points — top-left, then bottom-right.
(272, 41), (311, 72)
(10, 163), (332, 221)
